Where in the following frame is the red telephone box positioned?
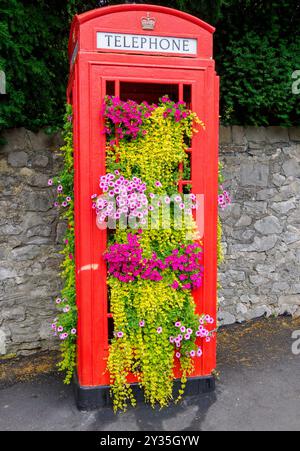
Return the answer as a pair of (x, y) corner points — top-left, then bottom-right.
(67, 4), (219, 410)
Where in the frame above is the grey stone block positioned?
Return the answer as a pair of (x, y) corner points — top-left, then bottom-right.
(279, 295), (300, 306)
(8, 151), (28, 168)
(282, 160), (300, 177)
(232, 126), (247, 146)
(254, 216), (283, 235)
(219, 126), (232, 145)
(265, 127), (289, 144)
(0, 329), (6, 355)
(289, 127), (300, 142)
(244, 127), (267, 143)
(240, 163), (269, 187)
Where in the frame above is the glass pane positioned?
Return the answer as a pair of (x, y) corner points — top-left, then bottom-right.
(108, 317), (114, 343)
(120, 82), (179, 104)
(106, 80), (116, 96)
(183, 84), (192, 108)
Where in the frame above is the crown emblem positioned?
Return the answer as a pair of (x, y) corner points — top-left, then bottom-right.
(141, 13), (156, 31)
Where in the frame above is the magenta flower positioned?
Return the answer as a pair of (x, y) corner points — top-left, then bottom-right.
(155, 181), (162, 188)
(187, 328), (193, 335)
(57, 185), (63, 193)
(171, 280), (179, 290)
(53, 202), (59, 208)
(175, 322), (181, 328)
(57, 326), (63, 333)
(176, 352), (181, 359)
(139, 321), (145, 328)
(184, 334), (191, 341)
(169, 336), (175, 344)
(117, 331), (124, 339)
(180, 326), (186, 333)
(190, 350), (196, 358)
(62, 201), (68, 208)
(157, 327), (163, 334)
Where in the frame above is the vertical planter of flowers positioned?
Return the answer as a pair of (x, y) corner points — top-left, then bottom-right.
(88, 96), (216, 411)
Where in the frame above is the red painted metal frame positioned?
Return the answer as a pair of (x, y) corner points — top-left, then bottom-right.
(68, 5), (219, 388)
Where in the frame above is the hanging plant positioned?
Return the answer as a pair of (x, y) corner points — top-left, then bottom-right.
(93, 96), (216, 412)
(48, 105), (77, 384)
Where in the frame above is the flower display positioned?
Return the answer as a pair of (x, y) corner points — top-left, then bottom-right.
(98, 96), (214, 412)
(103, 96), (156, 142)
(218, 188), (232, 210)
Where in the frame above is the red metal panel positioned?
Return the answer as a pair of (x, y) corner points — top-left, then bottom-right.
(69, 5), (219, 388)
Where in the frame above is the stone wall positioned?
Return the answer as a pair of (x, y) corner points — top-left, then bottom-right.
(0, 126), (299, 356)
(219, 126), (300, 325)
(0, 128), (64, 356)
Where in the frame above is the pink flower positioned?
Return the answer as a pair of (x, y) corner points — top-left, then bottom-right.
(184, 334), (191, 341)
(62, 201), (68, 208)
(197, 348), (203, 358)
(157, 327), (163, 334)
(139, 321), (145, 328)
(176, 352), (181, 359)
(175, 322), (181, 328)
(171, 280), (179, 290)
(180, 326), (186, 333)
(169, 336), (175, 344)
(48, 179), (53, 186)
(71, 329), (77, 335)
(53, 202), (59, 208)
(57, 185), (63, 193)
(55, 298), (62, 304)
(155, 181), (162, 188)
(63, 306), (70, 313)
(117, 331), (124, 339)
(57, 326), (63, 333)
(190, 350), (196, 358)
(66, 197), (72, 203)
